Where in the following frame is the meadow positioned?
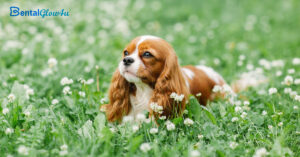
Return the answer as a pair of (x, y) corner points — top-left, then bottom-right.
(0, 0), (299, 156)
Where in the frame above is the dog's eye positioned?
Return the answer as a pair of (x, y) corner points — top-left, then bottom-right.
(124, 51), (129, 56)
(142, 51), (153, 58)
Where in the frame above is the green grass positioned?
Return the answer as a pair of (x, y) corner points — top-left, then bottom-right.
(0, 0), (300, 156)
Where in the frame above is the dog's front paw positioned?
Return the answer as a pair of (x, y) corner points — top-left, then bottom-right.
(100, 104), (108, 112)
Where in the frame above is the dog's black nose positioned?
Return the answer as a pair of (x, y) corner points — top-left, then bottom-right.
(123, 57), (134, 66)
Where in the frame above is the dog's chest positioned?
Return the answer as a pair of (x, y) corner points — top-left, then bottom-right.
(129, 83), (153, 116)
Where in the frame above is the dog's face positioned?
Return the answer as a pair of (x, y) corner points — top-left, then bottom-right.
(118, 35), (172, 85)
(106, 35), (189, 122)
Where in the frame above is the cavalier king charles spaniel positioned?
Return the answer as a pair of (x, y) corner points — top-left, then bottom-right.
(103, 35), (259, 122)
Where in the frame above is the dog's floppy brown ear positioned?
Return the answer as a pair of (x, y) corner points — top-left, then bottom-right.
(150, 49), (189, 118)
(105, 69), (131, 122)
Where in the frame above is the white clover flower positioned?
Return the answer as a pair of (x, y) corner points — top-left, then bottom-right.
(150, 102), (163, 114)
(295, 95), (300, 102)
(246, 64), (254, 70)
(235, 106), (242, 113)
(234, 101), (242, 106)
(289, 91), (297, 98)
(123, 115), (134, 123)
(259, 59), (271, 69)
(140, 143), (151, 153)
(24, 84), (30, 90)
(60, 77), (74, 86)
(190, 150), (200, 157)
(78, 78), (86, 84)
(166, 121), (175, 131)
(271, 114), (276, 118)
(243, 101), (250, 105)
(86, 79), (94, 85)
(18, 145), (29, 155)
(60, 144), (68, 151)
(184, 118), (194, 126)
(253, 147), (268, 157)
(48, 58), (58, 68)
(222, 84), (234, 94)
(293, 58), (300, 65)
(59, 150), (68, 156)
(159, 116), (166, 120)
(24, 110), (31, 117)
(294, 106), (298, 110)
(241, 112), (247, 119)
(150, 128), (158, 134)
(283, 75), (293, 86)
(136, 113), (146, 122)
(170, 92), (184, 102)
(41, 68), (53, 77)
(196, 93), (202, 97)
(239, 55), (246, 60)
(144, 118), (151, 123)
(237, 60), (243, 66)
(84, 67), (91, 73)
(284, 88), (292, 94)
(26, 88), (34, 98)
(174, 23), (184, 32)
(2, 108), (9, 115)
(5, 128), (14, 135)
(78, 91), (86, 97)
(229, 142), (238, 149)
(276, 71), (282, 77)
(23, 85), (34, 99)
(278, 122), (283, 127)
(212, 85), (222, 93)
(175, 94), (184, 102)
(109, 128), (116, 133)
(100, 97), (108, 104)
(277, 112), (283, 115)
(262, 110), (267, 116)
(183, 109), (188, 114)
(52, 99), (59, 105)
(288, 69), (295, 74)
(271, 60), (284, 67)
(268, 125), (273, 130)
(243, 106), (251, 111)
(231, 117), (239, 122)
(294, 79), (300, 85)
(63, 86), (72, 95)
(197, 134), (204, 139)
(7, 94), (16, 103)
(22, 48), (29, 55)
(268, 88), (277, 95)
(131, 125), (139, 132)
(170, 92), (177, 99)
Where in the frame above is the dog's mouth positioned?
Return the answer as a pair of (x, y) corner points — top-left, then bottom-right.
(124, 70), (137, 77)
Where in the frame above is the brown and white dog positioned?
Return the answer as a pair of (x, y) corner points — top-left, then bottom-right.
(103, 35), (254, 122)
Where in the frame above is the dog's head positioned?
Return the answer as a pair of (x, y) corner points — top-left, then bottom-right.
(118, 35), (172, 84)
(106, 35), (189, 122)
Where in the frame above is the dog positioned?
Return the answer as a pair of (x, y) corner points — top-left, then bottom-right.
(103, 35), (263, 122)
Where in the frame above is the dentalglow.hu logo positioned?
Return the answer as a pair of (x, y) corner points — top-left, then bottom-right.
(10, 6), (70, 18)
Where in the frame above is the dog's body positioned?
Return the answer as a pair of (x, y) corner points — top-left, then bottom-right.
(126, 65), (226, 118)
(104, 35), (243, 122)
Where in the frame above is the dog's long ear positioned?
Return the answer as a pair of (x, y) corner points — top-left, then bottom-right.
(105, 69), (131, 122)
(150, 49), (189, 118)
